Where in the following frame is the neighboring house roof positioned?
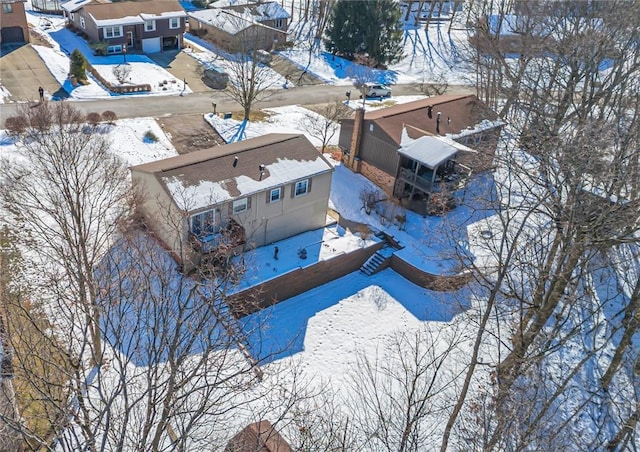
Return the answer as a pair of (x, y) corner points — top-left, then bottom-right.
(131, 134), (333, 211)
(225, 420), (292, 452)
(188, 1), (289, 35)
(61, 0), (101, 14)
(360, 94), (501, 145)
(76, 0), (186, 27)
(0, 0), (27, 4)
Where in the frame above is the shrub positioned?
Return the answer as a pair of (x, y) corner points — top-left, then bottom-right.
(4, 116), (28, 136)
(86, 112), (101, 126)
(144, 130), (158, 143)
(102, 111), (117, 124)
(112, 64), (132, 84)
(426, 192), (457, 216)
(70, 49), (88, 82)
(359, 187), (382, 215)
(89, 40), (108, 56)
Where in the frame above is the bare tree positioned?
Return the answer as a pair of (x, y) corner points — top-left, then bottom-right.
(302, 99), (350, 152)
(440, 2), (640, 447)
(220, 15), (281, 120)
(0, 102), (132, 367)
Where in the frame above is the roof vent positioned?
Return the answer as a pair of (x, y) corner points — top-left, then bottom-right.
(233, 156), (238, 167)
(259, 164), (265, 181)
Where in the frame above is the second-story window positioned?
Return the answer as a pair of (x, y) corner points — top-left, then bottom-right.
(233, 197), (248, 214)
(80, 16), (85, 29)
(2, 3), (13, 13)
(294, 179), (309, 197)
(169, 17), (180, 29)
(269, 187), (282, 203)
(145, 20), (156, 32)
(274, 18), (283, 28)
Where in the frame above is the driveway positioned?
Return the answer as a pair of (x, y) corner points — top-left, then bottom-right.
(0, 44), (62, 103)
(147, 50), (217, 94)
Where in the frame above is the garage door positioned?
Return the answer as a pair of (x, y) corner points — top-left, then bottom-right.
(1, 27), (25, 44)
(142, 37), (161, 54)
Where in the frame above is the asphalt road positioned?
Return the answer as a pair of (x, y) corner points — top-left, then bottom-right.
(0, 83), (474, 122)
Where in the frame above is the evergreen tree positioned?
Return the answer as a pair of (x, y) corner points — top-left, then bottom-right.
(325, 0), (403, 67)
(69, 48), (88, 82)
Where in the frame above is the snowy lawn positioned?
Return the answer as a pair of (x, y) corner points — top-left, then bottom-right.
(240, 267), (472, 364)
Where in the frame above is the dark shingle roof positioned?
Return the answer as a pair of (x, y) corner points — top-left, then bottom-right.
(361, 94), (500, 144)
(132, 133), (333, 211)
(81, 0), (184, 20)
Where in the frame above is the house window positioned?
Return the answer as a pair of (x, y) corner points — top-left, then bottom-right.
(80, 16), (85, 29)
(2, 3), (13, 13)
(69, 12), (75, 21)
(269, 187), (282, 203)
(107, 45), (123, 54)
(233, 197), (248, 214)
(294, 179), (309, 197)
(274, 18), (283, 28)
(104, 26), (122, 38)
(191, 209), (219, 236)
(169, 17), (180, 29)
(145, 20), (156, 32)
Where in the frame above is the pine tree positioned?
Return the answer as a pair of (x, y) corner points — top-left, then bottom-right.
(325, 0), (403, 67)
(69, 48), (88, 82)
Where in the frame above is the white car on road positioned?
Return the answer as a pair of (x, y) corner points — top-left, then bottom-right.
(363, 83), (392, 98)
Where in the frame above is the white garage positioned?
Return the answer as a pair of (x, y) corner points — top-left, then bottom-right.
(142, 37), (161, 54)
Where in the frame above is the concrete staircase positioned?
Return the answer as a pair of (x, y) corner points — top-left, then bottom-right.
(360, 251), (388, 276)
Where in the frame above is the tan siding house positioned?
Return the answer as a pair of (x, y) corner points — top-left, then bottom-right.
(0, 0), (30, 44)
(131, 134), (333, 270)
(188, 1), (289, 52)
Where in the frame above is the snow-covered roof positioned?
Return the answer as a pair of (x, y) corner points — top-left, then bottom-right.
(131, 134), (333, 212)
(188, 1), (289, 34)
(92, 15), (144, 27)
(188, 8), (254, 34)
(253, 1), (289, 20)
(61, 0), (92, 13)
(398, 129), (459, 169)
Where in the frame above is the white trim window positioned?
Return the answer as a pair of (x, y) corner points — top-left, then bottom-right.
(2, 3), (13, 13)
(274, 18), (283, 29)
(191, 209), (219, 236)
(169, 17), (180, 29)
(104, 26), (123, 38)
(233, 197), (248, 214)
(107, 45), (123, 54)
(294, 179), (309, 197)
(144, 20), (156, 32)
(69, 12), (75, 21)
(269, 187), (282, 203)
(80, 16), (85, 29)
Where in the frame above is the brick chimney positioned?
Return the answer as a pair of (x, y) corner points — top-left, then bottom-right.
(348, 108), (365, 173)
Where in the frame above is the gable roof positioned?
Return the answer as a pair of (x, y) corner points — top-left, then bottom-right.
(357, 94), (501, 145)
(78, 0), (186, 25)
(225, 420), (292, 452)
(131, 134), (333, 212)
(188, 1), (288, 35)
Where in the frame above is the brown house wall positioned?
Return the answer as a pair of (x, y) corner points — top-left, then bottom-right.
(227, 241), (384, 317)
(360, 161), (396, 196)
(358, 125), (400, 176)
(191, 18), (283, 52)
(0, 1), (30, 44)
